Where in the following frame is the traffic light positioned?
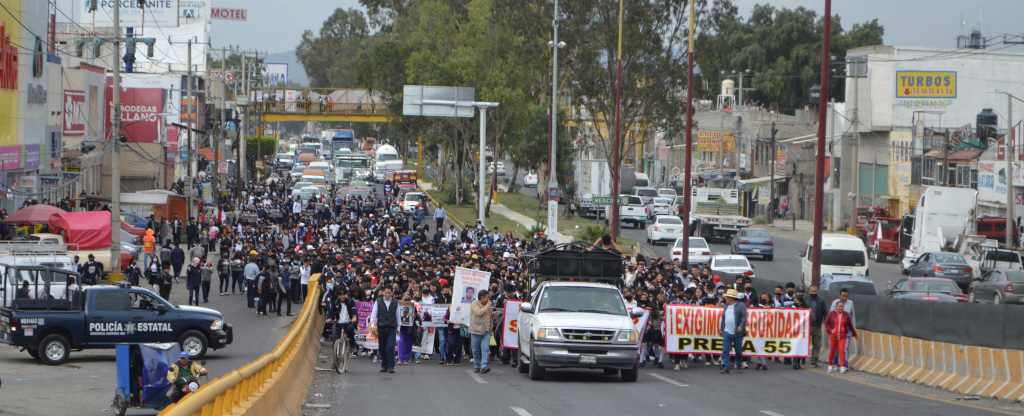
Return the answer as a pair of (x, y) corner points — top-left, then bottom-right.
(86, 0), (97, 12)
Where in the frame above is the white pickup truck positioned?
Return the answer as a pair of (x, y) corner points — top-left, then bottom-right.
(618, 195), (648, 229)
(517, 280), (643, 382)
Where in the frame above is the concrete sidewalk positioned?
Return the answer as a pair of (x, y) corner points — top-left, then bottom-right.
(761, 218), (826, 240)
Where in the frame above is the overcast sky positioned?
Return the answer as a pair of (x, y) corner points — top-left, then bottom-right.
(205, 0), (1022, 54)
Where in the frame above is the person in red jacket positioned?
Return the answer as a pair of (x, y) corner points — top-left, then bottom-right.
(824, 300), (857, 374)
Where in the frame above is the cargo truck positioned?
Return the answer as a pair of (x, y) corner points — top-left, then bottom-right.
(571, 159), (613, 219)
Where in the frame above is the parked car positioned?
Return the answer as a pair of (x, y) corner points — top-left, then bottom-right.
(672, 237), (711, 265)
(969, 270), (1024, 304)
(729, 227), (774, 261)
(523, 170), (538, 187)
(646, 215), (685, 245)
(708, 254), (755, 280)
(906, 251), (972, 288)
(657, 188), (677, 199)
(120, 212), (148, 229)
(487, 162), (506, 176)
(886, 277), (967, 302)
(820, 274), (878, 296)
(645, 198), (673, 219)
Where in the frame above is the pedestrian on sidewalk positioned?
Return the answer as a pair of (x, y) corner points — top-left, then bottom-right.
(185, 258), (202, 306)
(829, 288), (857, 369)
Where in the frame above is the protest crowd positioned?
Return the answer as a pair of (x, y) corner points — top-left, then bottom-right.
(123, 171), (855, 377)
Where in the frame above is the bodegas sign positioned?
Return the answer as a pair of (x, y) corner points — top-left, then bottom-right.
(0, 22), (17, 91)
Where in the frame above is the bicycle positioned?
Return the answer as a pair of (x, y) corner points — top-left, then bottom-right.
(332, 322), (351, 373)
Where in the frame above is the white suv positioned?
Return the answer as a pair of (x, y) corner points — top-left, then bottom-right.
(517, 281), (642, 382)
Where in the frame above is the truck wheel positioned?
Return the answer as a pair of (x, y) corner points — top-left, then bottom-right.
(528, 345), (546, 380)
(38, 334), (70, 365)
(603, 368), (619, 375)
(639, 222), (646, 230)
(621, 362), (639, 382)
(517, 350), (529, 374)
(27, 348), (39, 360)
(179, 330), (209, 359)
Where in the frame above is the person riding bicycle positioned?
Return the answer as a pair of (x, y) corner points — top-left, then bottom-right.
(325, 287), (358, 347)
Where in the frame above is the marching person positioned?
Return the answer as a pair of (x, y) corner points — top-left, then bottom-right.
(369, 286), (400, 373)
(719, 288), (747, 374)
(825, 299), (857, 374)
(469, 290), (496, 374)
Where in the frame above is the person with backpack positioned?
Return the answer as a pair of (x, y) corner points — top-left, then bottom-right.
(185, 258), (202, 306)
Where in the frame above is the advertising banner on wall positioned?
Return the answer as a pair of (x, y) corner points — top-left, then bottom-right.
(775, 145), (787, 176)
(83, 0), (180, 28)
(664, 305), (810, 358)
(106, 80), (165, 143)
(264, 63), (288, 85)
(696, 131), (736, 152)
(63, 90), (86, 136)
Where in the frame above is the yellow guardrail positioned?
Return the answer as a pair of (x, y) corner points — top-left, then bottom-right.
(160, 274), (323, 416)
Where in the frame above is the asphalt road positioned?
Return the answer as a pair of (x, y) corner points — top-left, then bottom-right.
(513, 168), (904, 293)
(304, 346), (1020, 416)
(0, 268), (296, 416)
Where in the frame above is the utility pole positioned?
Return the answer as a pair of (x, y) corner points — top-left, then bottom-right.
(943, 129), (950, 185)
(186, 38), (194, 221)
(681, 0), (695, 265)
(611, 0), (624, 239)
(240, 52), (248, 183)
(1008, 95), (1015, 248)
(109, 0), (122, 280)
(548, 0), (562, 237)
(811, 0), (833, 288)
(850, 56), (861, 227)
(213, 47), (226, 224)
(766, 122), (777, 224)
(829, 98), (836, 231)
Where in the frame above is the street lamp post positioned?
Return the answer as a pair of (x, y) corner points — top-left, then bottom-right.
(548, 0), (565, 238)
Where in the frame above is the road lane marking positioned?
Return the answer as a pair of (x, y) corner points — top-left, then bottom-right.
(760, 411), (786, 416)
(650, 373), (689, 387)
(467, 369), (488, 384)
(510, 406), (532, 416)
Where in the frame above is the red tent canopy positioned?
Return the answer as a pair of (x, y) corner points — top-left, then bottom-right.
(47, 212), (111, 250)
(2, 204), (66, 224)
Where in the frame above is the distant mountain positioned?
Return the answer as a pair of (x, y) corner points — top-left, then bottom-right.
(265, 50), (308, 87)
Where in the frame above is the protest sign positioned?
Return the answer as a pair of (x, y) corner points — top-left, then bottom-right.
(502, 300), (522, 349)
(420, 304), (449, 327)
(451, 267), (489, 324)
(664, 304), (810, 358)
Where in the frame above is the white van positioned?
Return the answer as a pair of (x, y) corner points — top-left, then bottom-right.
(798, 234), (869, 287)
(634, 173), (650, 188)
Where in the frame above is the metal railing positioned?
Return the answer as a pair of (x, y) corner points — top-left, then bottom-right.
(161, 274), (322, 416)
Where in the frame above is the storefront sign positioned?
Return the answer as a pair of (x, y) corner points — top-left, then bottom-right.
(83, 0), (180, 29)
(896, 71), (957, 98)
(23, 144), (40, 169)
(63, 90), (86, 135)
(696, 131), (735, 152)
(0, 22), (18, 90)
(775, 145), (787, 176)
(40, 176), (60, 188)
(62, 171), (81, 182)
(20, 175), (37, 188)
(211, 8), (247, 20)
(0, 146), (21, 171)
(106, 82), (165, 143)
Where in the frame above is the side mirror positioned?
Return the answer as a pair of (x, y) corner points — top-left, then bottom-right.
(883, 289), (892, 295)
(631, 308), (645, 318)
(973, 276), (983, 282)
(156, 305), (169, 313)
(751, 264), (756, 269)
(519, 303), (534, 314)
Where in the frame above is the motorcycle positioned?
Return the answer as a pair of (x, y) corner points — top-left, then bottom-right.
(110, 343), (208, 416)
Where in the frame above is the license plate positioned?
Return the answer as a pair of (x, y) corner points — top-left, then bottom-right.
(579, 355), (597, 364)
(753, 248), (761, 253)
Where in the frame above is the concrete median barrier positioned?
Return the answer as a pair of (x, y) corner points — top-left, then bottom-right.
(847, 330), (1024, 401)
(160, 274), (323, 416)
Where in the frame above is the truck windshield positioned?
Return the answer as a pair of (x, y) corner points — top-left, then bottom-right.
(537, 287), (627, 316)
(377, 153), (400, 162)
(821, 249), (866, 267)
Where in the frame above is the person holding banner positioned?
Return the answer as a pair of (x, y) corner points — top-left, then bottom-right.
(469, 291), (496, 374)
(719, 288), (747, 374)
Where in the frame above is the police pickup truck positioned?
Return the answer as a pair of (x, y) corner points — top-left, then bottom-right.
(0, 284), (232, 365)
(517, 280), (643, 382)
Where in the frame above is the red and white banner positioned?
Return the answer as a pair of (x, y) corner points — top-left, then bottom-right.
(211, 8), (247, 21)
(502, 300), (522, 349)
(106, 79), (165, 143)
(664, 305), (810, 358)
(633, 307), (650, 353)
(63, 90), (86, 136)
